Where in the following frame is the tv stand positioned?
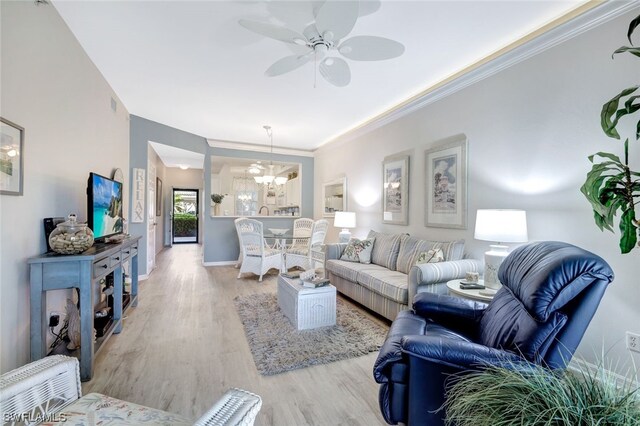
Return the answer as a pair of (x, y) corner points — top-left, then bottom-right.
(28, 235), (141, 381)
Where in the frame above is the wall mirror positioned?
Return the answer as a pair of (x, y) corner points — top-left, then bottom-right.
(322, 177), (346, 217)
(210, 157), (301, 217)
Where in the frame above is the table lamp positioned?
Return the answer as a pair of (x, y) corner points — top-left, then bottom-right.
(334, 211), (356, 243)
(474, 209), (528, 291)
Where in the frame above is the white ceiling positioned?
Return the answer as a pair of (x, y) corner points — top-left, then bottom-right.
(149, 141), (204, 169)
(53, 0), (585, 151)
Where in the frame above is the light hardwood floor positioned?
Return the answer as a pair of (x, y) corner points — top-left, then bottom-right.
(83, 244), (390, 425)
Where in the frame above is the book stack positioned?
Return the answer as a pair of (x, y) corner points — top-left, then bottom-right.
(281, 271), (301, 279)
(302, 277), (330, 288)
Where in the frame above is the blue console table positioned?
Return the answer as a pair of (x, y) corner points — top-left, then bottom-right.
(28, 236), (141, 381)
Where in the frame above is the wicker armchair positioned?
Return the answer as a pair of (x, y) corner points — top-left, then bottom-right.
(0, 355), (261, 426)
(286, 219), (328, 270)
(236, 218), (282, 282)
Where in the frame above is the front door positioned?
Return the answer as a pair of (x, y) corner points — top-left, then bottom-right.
(173, 188), (199, 244)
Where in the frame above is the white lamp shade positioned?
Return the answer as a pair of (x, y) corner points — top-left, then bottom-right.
(262, 175), (274, 184)
(254, 176), (264, 184)
(474, 209), (528, 243)
(334, 211), (356, 228)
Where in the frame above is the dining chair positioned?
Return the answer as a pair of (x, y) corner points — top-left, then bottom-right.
(289, 218), (314, 252)
(286, 219), (329, 271)
(233, 217), (244, 269)
(236, 218), (282, 282)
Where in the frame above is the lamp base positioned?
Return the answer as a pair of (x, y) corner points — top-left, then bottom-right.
(338, 229), (351, 244)
(484, 245), (509, 290)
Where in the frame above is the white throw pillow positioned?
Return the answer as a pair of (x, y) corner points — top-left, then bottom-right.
(341, 237), (375, 264)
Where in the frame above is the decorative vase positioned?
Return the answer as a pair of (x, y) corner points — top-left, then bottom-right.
(49, 214), (94, 255)
(214, 203), (221, 216)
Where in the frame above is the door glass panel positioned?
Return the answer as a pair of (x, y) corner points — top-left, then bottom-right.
(173, 189), (198, 243)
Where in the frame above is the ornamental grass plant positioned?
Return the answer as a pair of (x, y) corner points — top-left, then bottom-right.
(444, 360), (640, 426)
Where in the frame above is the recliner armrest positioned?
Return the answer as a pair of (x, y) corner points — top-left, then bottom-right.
(408, 259), (483, 303)
(401, 335), (523, 370)
(373, 311), (427, 384)
(413, 292), (487, 335)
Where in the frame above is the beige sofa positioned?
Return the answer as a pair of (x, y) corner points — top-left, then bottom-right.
(325, 230), (482, 321)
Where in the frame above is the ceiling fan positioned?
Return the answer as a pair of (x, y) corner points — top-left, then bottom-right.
(239, 1), (405, 87)
(248, 161), (265, 174)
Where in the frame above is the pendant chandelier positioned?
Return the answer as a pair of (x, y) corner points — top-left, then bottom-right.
(254, 125), (288, 186)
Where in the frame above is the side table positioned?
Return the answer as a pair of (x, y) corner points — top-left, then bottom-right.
(28, 236), (141, 381)
(446, 279), (495, 302)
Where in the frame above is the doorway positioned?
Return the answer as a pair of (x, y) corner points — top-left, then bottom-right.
(172, 188), (199, 244)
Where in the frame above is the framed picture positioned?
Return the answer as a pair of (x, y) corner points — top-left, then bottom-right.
(424, 134), (468, 229)
(155, 177), (162, 216)
(382, 154), (409, 225)
(0, 117), (25, 196)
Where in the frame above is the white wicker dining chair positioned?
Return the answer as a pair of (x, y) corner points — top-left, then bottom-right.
(286, 219), (329, 271)
(236, 218), (282, 282)
(233, 218), (244, 269)
(289, 218), (314, 252)
(0, 355), (262, 426)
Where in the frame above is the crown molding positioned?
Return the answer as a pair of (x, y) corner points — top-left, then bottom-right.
(318, 0), (639, 151)
(207, 139), (315, 158)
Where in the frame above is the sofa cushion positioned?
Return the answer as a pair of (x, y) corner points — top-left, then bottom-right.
(357, 268), (408, 304)
(340, 237), (375, 263)
(326, 259), (379, 283)
(396, 236), (465, 274)
(415, 248), (444, 264)
(367, 230), (403, 270)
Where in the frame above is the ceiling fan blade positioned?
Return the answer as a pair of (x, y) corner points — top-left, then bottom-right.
(315, 1), (359, 41)
(339, 36), (405, 61)
(358, 0), (381, 17)
(265, 53), (312, 77)
(238, 19), (305, 44)
(319, 57), (351, 87)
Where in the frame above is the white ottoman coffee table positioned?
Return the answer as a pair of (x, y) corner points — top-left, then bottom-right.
(277, 275), (337, 330)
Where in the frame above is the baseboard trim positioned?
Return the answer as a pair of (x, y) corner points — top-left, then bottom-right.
(138, 273), (149, 281)
(568, 357), (638, 389)
(203, 260), (237, 267)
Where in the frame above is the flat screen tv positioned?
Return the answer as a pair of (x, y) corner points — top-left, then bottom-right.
(88, 172), (123, 241)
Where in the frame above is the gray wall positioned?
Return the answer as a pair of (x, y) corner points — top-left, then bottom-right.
(129, 115), (208, 275)
(314, 8), (640, 370)
(130, 118), (315, 267)
(1, 2), (130, 373)
(204, 147), (314, 263)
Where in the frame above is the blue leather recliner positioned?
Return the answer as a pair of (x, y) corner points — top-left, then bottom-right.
(373, 241), (614, 426)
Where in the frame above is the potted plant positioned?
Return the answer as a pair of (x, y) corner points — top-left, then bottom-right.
(211, 193), (224, 215)
(581, 14), (640, 254)
(444, 360), (640, 425)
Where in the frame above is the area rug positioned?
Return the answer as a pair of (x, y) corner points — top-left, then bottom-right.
(234, 292), (389, 376)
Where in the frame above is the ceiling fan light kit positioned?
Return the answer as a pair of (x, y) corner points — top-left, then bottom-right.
(238, 0), (404, 87)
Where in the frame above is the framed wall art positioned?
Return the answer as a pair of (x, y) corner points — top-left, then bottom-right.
(382, 153), (409, 225)
(424, 134), (468, 229)
(0, 117), (25, 196)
